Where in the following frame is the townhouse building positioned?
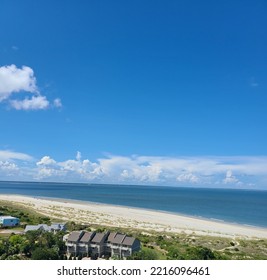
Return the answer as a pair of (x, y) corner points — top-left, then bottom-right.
(65, 230), (140, 259)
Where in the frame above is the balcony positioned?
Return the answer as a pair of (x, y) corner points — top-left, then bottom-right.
(110, 245), (120, 249)
(90, 244), (99, 248)
(121, 247), (131, 251)
(78, 243), (87, 247)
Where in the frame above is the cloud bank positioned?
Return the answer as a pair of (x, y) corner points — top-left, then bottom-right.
(1, 150), (267, 188)
(0, 150), (33, 180)
(0, 64), (62, 110)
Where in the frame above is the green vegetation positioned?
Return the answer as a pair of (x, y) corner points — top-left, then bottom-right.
(1, 201), (267, 260)
(0, 201), (64, 260)
(128, 247), (159, 260)
(133, 232), (267, 260)
(0, 201), (51, 225)
(86, 225), (267, 260)
(0, 230), (66, 260)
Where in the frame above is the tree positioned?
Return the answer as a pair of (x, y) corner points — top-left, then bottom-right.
(9, 234), (25, 245)
(186, 246), (216, 260)
(128, 248), (159, 260)
(0, 241), (7, 255)
(19, 241), (31, 256)
(31, 248), (58, 260)
(167, 246), (184, 260)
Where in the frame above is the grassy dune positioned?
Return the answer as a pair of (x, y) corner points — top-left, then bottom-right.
(1, 200), (267, 260)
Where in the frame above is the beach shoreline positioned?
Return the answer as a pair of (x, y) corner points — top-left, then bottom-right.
(0, 194), (267, 239)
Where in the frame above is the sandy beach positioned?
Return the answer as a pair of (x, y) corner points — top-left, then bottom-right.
(0, 194), (267, 239)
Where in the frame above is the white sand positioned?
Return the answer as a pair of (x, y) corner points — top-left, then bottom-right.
(0, 194), (266, 239)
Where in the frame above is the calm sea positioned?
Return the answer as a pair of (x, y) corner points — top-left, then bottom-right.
(0, 181), (267, 228)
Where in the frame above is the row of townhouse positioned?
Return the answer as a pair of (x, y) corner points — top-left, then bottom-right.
(65, 230), (141, 259)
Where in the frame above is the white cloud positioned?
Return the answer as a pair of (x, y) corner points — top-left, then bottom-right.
(0, 65), (37, 101)
(37, 167), (63, 179)
(0, 64), (62, 110)
(36, 152), (100, 180)
(0, 161), (18, 171)
(0, 150), (32, 161)
(36, 156), (62, 179)
(223, 170), (240, 184)
(0, 151), (32, 179)
(59, 158), (99, 179)
(177, 173), (199, 183)
(10, 95), (50, 110)
(0, 161), (20, 179)
(37, 156), (57, 166)
(119, 163), (162, 183)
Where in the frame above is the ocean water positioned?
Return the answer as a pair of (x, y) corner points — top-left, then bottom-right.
(0, 181), (267, 228)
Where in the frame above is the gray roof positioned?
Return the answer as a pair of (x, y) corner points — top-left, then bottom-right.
(91, 232), (106, 243)
(122, 236), (136, 246)
(25, 225), (41, 232)
(80, 232), (95, 243)
(39, 224), (50, 231)
(107, 232), (116, 242)
(51, 223), (65, 230)
(24, 223), (65, 232)
(67, 231), (84, 242)
(113, 233), (126, 244)
(25, 224), (49, 232)
(65, 230), (140, 248)
(0, 216), (19, 219)
(108, 232), (126, 244)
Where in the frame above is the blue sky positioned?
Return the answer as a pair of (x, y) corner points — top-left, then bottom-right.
(0, 0), (267, 188)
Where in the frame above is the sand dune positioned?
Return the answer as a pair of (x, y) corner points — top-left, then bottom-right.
(0, 194), (267, 239)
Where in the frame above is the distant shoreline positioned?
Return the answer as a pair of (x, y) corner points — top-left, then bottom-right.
(0, 194), (267, 239)
(34, 195), (264, 229)
(1, 179), (267, 191)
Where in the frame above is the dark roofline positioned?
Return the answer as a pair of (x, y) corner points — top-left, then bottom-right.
(67, 231), (84, 242)
(66, 231), (139, 246)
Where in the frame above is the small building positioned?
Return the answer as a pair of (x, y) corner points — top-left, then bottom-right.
(0, 216), (20, 227)
(24, 223), (66, 233)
